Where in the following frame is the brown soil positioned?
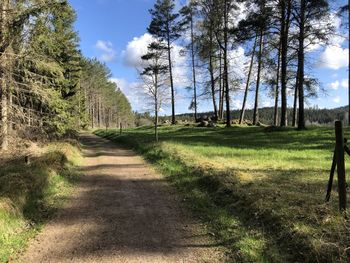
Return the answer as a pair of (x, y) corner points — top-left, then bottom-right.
(18, 133), (227, 263)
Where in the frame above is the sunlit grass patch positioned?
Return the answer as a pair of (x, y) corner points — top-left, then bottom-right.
(0, 142), (81, 262)
(95, 125), (350, 262)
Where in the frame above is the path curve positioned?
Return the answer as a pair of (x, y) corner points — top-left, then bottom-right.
(19, 133), (226, 263)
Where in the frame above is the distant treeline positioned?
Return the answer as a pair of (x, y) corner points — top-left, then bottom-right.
(140, 106), (348, 126)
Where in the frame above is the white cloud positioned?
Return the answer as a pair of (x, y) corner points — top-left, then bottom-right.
(122, 33), (154, 69)
(262, 100), (272, 107)
(318, 45), (349, 70)
(328, 79), (348, 90)
(171, 45), (190, 87)
(122, 33), (190, 87)
(329, 80), (340, 90)
(316, 13), (348, 70)
(341, 79), (348, 89)
(333, 96), (341, 103)
(110, 78), (143, 109)
(232, 99), (243, 110)
(228, 46), (248, 80)
(95, 40), (116, 62)
(317, 13), (349, 70)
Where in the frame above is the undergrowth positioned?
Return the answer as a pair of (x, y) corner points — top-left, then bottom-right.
(0, 142), (81, 262)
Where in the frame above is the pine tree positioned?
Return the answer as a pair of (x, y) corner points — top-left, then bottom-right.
(148, 0), (183, 125)
(292, 0), (332, 129)
(197, 0), (220, 121)
(211, 0), (237, 127)
(180, 1), (200, 122)
(140, 41), (169, 141)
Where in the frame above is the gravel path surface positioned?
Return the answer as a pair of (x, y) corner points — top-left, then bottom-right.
(18, 133), (226, 263)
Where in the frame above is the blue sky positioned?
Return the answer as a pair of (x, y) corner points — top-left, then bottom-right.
(69, 0), (349, 115)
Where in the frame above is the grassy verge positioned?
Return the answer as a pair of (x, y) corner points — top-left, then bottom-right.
(95, 125), (350, 263)
(0, 142), (81, 262)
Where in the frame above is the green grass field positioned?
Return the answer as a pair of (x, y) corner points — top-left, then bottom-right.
(96, 125), (350, 263)
(0, 142), (81, 262)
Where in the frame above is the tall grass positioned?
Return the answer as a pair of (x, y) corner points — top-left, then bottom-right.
(96, 125), (350, 263)
(0, 142), (81, 262)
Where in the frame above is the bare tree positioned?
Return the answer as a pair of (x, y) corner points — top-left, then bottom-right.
(140, 41), (169, 142)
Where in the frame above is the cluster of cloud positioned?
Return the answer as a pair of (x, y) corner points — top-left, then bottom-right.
(329, 79), (348, 90)
(109, 78), (144, 109)
(122, 34), (153, 69)
(318, 46), (349, 70)
(122, 33), (190, 87)
(95, 40), (117, 62)
(317, 14), (349, 70)
(333, 96), (341, 103)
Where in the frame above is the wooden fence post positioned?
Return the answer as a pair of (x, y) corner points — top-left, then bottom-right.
(335, 120), (347, 211)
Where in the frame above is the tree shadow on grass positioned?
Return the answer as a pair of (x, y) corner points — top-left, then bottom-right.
(113, 126), (337, 152)
(24, 134), (226, 262)
(95, 128), (350, 262)
(165, 162), (350, 262)
(0, 150), (77, 225)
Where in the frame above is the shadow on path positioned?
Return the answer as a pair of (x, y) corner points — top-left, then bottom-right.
(19, 133), (225, 263)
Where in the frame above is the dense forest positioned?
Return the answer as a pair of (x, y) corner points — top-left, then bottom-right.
(0, 0), (134, 150)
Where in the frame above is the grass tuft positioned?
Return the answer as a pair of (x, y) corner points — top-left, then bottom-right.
(0, 142), (81, 262)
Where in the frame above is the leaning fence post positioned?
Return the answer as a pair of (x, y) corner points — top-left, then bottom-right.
(335, 120), (347, 211)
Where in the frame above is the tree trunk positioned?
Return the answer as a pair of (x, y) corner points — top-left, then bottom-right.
(97, 96), (101, 128)
(240, 34), (258, 124)
(209, 31), (218, 120)
(190, 10), (198, 122)
(0, 0), (9, 150)
(155, 71), (159, 142)
(0, 78), (8, 150)
(280, 0), (292, 127)
(223, 0), (231, 127)
(91, 96), (94, 128)
(274, 43), (281, 126)
(8, 91), (12, 133)
(209, 55), (218, 120)
(219, 49), (224, 120)
(167, 30), (176, 125)
(253, 31), (264, 125)
(297, 0), (306, 129)
(292, 80), (298, 127)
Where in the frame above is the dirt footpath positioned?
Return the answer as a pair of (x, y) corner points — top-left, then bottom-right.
(18, 133), (226, 263)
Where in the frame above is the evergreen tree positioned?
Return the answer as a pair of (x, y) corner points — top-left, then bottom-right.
(148, 0), (183, 125)
(180, 1), (200, 122)
(292, 0), (332, 129)
(0, 0), (134, 149)
(140, 41), (169, 141)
